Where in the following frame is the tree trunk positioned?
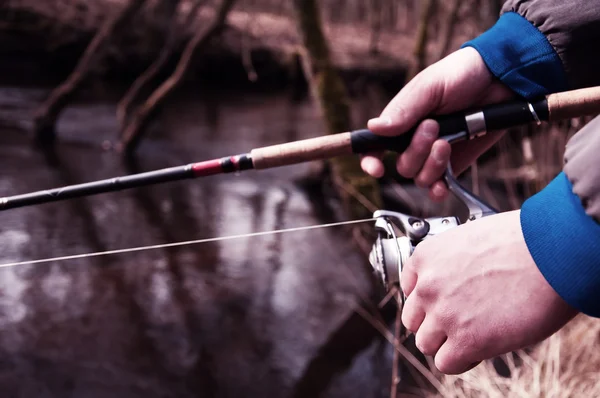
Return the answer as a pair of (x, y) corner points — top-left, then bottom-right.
(437, 0), (461, 60)
(386, 0), (398, 30)
(407, 0), (436, 81)
(120, 0), (237, 155)
(116, 0), (203, 129)
(368, 0), (383, 54)
(33, 0), (147, 144)
(291, 0), (382, 220)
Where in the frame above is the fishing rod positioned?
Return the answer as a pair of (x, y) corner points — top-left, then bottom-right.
(1, 86), (600, 211)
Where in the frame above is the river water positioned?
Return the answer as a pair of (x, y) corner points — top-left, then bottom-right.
(0, 80), (409, 397)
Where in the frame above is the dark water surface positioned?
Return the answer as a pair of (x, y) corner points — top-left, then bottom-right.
(0, 83), (401, 397)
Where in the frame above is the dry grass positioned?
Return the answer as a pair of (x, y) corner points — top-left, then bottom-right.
(436, 315), (600, 398)
(381, 121), (600, 397)
(356, 302), (600, 398)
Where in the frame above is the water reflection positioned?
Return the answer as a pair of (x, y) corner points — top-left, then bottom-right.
(0, 84), (398, 397)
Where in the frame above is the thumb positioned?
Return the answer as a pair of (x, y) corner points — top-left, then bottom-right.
(367, 47), (496, 137)
(368, 75), (444, 137)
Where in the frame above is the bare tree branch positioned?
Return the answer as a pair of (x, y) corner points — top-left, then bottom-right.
(119, 0), (237, 155)
(116, 0), (206, 129)
(354, 304), (443, 394)
(32, 0), (147, 144)
(368, 0), (383, 54)
(291, 0), (382, 219)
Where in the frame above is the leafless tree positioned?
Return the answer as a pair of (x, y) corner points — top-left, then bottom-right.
(116, 0), (206, 129)
(408, 0), (436, 80)
(32, 0), (148, 144)
(119, 0), (237, 155)
(437, 0), (461, 60)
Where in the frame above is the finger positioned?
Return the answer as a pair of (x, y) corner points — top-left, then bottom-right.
(414, 139), (451, 188)
(400, 260), (418, 298)
(441, 81), (514, 176)
(401, 296), (426, 333)
(429, 180), (449, 202)
(360, 152), (385, 178)
(369, 49), (515, 138)
(450, 131), (506, 175)
(414, 316), (447, 357)
(434, 340), (479, 375)
(463, 361), (482, 373)
(396, 119), (439, 178)
(368, 77), (444, 136)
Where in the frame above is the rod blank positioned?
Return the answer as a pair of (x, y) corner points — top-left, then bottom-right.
(2, 86), (600, 211)
(0, 165), (196, 211)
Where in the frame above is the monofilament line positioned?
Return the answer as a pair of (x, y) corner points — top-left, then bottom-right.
(0, 218), (375, 269)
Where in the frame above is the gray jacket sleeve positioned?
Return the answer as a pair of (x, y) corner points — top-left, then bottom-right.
(563, 116), (600, 222)
(501, 0), (600, 90)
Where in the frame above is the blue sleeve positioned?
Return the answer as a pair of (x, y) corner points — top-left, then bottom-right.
(462, 13), (600, 317)
(461, 12), (569, 98)
(521, 174), (600, 317)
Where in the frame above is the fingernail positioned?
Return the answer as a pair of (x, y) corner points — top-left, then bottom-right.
(420, 121), (438, 140)
(362, 161), (376, 175)
(432, 183), (446, 197)
(368, 116), (392, 128)
(432, 147), (446, 164)
(362, 159), (383, 178)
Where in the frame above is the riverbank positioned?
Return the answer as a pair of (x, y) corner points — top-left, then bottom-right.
(0, 0), (477, 92)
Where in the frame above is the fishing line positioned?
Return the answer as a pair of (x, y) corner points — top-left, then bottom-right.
(0, 218), (375, 269)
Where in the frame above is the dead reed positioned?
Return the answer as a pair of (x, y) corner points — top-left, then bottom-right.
(437, 315), (600, 398)
(404, 121), (599, 397)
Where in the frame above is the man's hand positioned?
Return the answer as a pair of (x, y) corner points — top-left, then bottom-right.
(401, 210), (579, 374)
(361, 47), (514, 201)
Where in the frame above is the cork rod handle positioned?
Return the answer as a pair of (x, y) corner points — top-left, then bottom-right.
(547, 86), (600, 121)
(251, 133), (353, 169)
(250, 86), (600, 171)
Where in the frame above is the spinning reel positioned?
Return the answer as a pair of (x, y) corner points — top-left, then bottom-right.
(368, 165), (497, 291)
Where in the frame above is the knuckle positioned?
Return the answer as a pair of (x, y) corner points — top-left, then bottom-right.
(434, 353), (457, 374)
(430, 181), (449, 201)
(416, 75), (438, 102)
(396, 155), (418, 178)
(434, 346), (471, 375)
(434, 305), (456, 329)
(401, 311), (417, 333)
(411, 271), (441, 303)
(414, 172), (434, 188)
(407, 244), (429, 272)
(399, 272), (411, 291)
(388, 103), (410, 129)
(401, 302), (421, 333)
(400, 275), (414, 297)
(415, 333), (438, 356)
(411, 134), (434, 155)
(413, 279), (435, 301)
(391, 104), (407, 123)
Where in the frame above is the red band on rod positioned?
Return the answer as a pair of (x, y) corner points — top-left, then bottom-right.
(191, 159), (223, 177)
